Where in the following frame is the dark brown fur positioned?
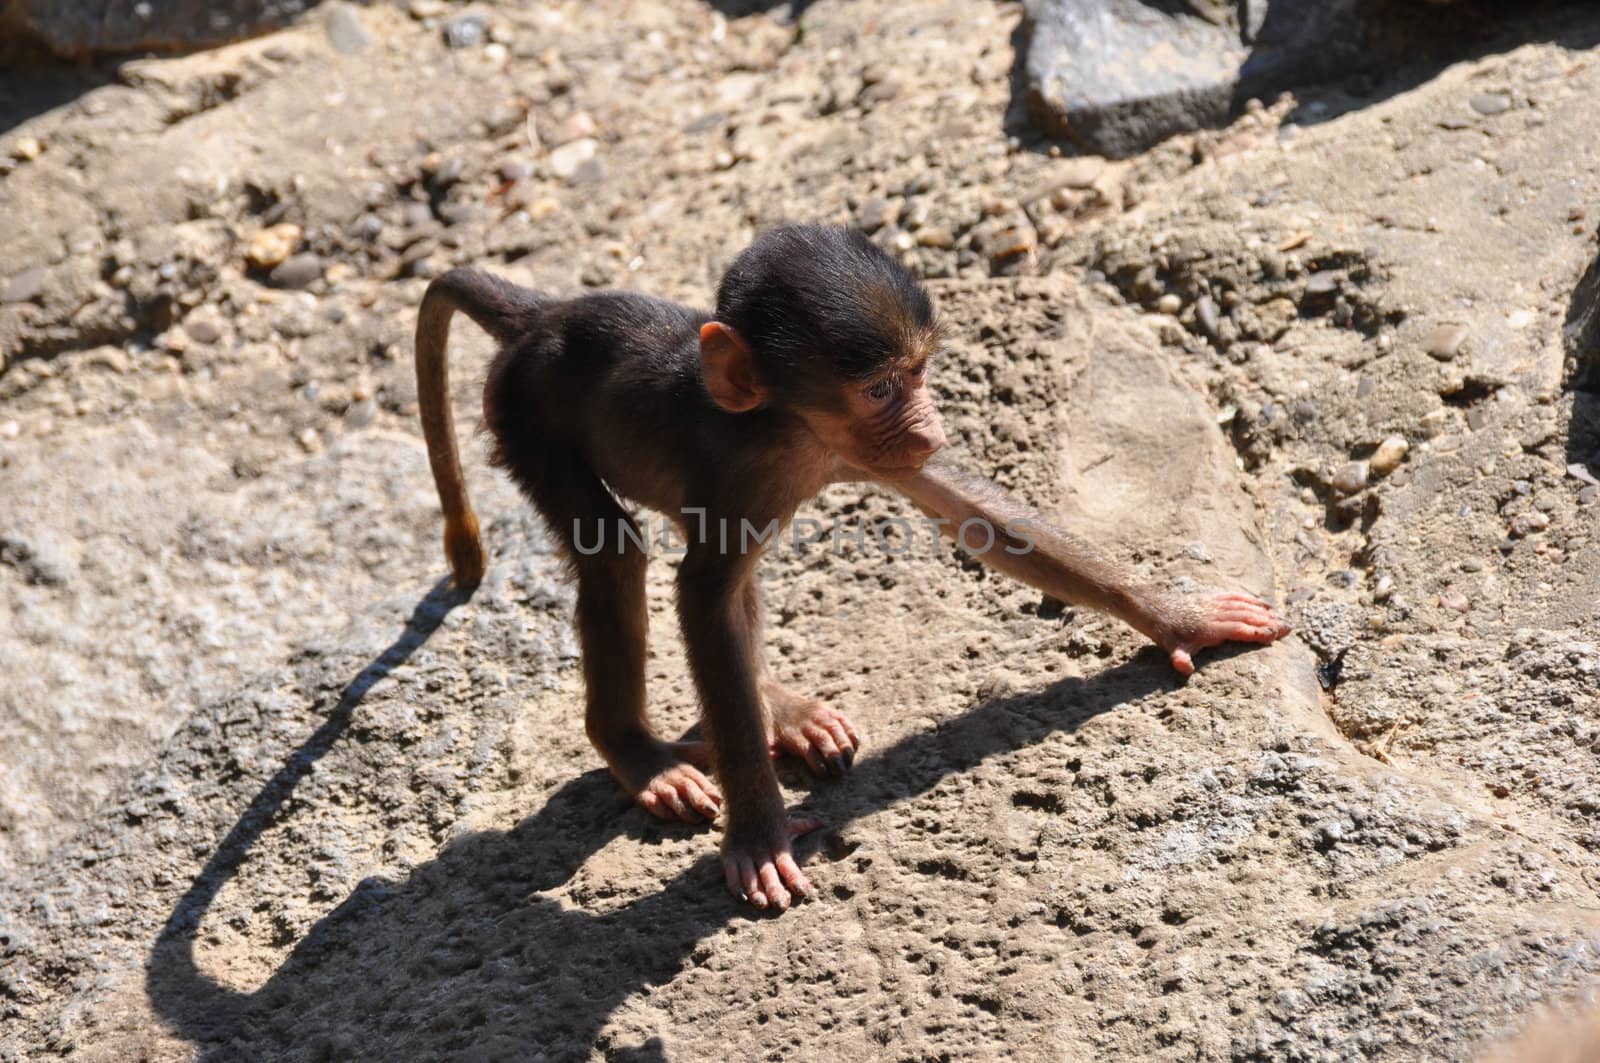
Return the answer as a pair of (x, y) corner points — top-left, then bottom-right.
(412, 224), (1291, 910)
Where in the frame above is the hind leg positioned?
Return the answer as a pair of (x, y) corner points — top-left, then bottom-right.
(519, 445), (721, 823)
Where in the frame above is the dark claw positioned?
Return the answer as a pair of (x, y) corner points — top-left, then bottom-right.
(828, 754), (846, 776)
(841, 747), (855, 770)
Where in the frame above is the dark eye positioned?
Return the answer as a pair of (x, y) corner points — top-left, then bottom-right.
(863, 377), (898, 403)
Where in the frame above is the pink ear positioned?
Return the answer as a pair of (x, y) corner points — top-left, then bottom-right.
(699, 322), (766, 413)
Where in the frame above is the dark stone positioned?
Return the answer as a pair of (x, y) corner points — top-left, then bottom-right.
(269, 253), (322, 290)
(351, 213), (384, 241)
(1021, 0), (1499, 158)
(1, 0), (315, 61)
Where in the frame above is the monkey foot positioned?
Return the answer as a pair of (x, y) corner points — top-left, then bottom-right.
(722, 814), (821, 912)
(597, 733), (722, 824)
(762, 679), (863, 778)
(1161, 590), (1294, 677)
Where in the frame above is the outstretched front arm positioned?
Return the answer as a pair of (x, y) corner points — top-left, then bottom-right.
(891, 456), (1291, 675)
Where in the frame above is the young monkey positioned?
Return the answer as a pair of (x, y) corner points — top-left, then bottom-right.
(415, 224), (1291, 911)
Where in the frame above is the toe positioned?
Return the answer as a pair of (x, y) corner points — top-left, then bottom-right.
(739, 858), (764, 909)
(775, 851), (811, 899)
(758, 862), (789, 911)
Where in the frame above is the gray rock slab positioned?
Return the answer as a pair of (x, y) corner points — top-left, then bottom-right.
(1, 0), (316, 59)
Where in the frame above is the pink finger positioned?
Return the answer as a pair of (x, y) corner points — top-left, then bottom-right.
(1170, 646), (1196, 676)
(724, 859), (744, 900)
(824, 719), (854, 753)
(790, 815), (823, 836)
(1221, 621), (1279, 642)
(684, 781), (721, 821)
(803, 723), (840, 759)
(671, 787), (703, 821)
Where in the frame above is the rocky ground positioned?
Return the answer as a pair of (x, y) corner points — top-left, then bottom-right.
(1, 1), (1597, 1059)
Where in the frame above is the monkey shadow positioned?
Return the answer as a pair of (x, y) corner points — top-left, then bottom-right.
(1004, 0), (1600, 154)
(1566, 246), (1600, 477)
(143, 586), (1175, 1060)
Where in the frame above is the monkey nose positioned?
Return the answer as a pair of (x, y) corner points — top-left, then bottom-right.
(907, 423), (947, 460)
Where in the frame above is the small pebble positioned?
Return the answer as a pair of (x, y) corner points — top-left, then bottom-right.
(324, 2), (372, 54)
(183, 315), (223, 344)
(549, 138), (598, 180)
(351, 213), (384, 241)
(1579, 486), (1598, 506)
(499, 160), (536, 182)
(1370, 435), (1409, 476)
(444, 13), (488, 49)
(1439, 590), (1469, 613)
(12, 135), (43, 160)
(1373, 575), (1393, 602)
(1155, 293), (1182, 315)
(1423, 323), (1469, 361)
(1331, 460), (1369, 495)
(426, 156), (466, 189)
(1509, 511), (1549, 537)
(1304, 272), (1340, 297)
(916, 226), (955, 249)
(1566, 462), (1600, 487)
(1469, 93), (1511, 116)
(270, 253), (323, 290)
(858, 197), (897, 232)
(247, 224), (302, 270)
(438, 201), (475, 226)
(1420, 409), (1451, 437)
(1195, 295), (1221, 342)
(550, 111), (598, 146)
(347, 397), (377, 429)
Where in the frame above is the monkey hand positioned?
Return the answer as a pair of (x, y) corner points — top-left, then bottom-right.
(722, 811), (820, 912)
(1144, 590), (1293, 677)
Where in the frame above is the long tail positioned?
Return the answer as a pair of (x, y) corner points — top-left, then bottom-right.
(415, 268), (540, 590)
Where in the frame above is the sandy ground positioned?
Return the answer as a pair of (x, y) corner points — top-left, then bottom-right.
(1, 1), (1598, 1059)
